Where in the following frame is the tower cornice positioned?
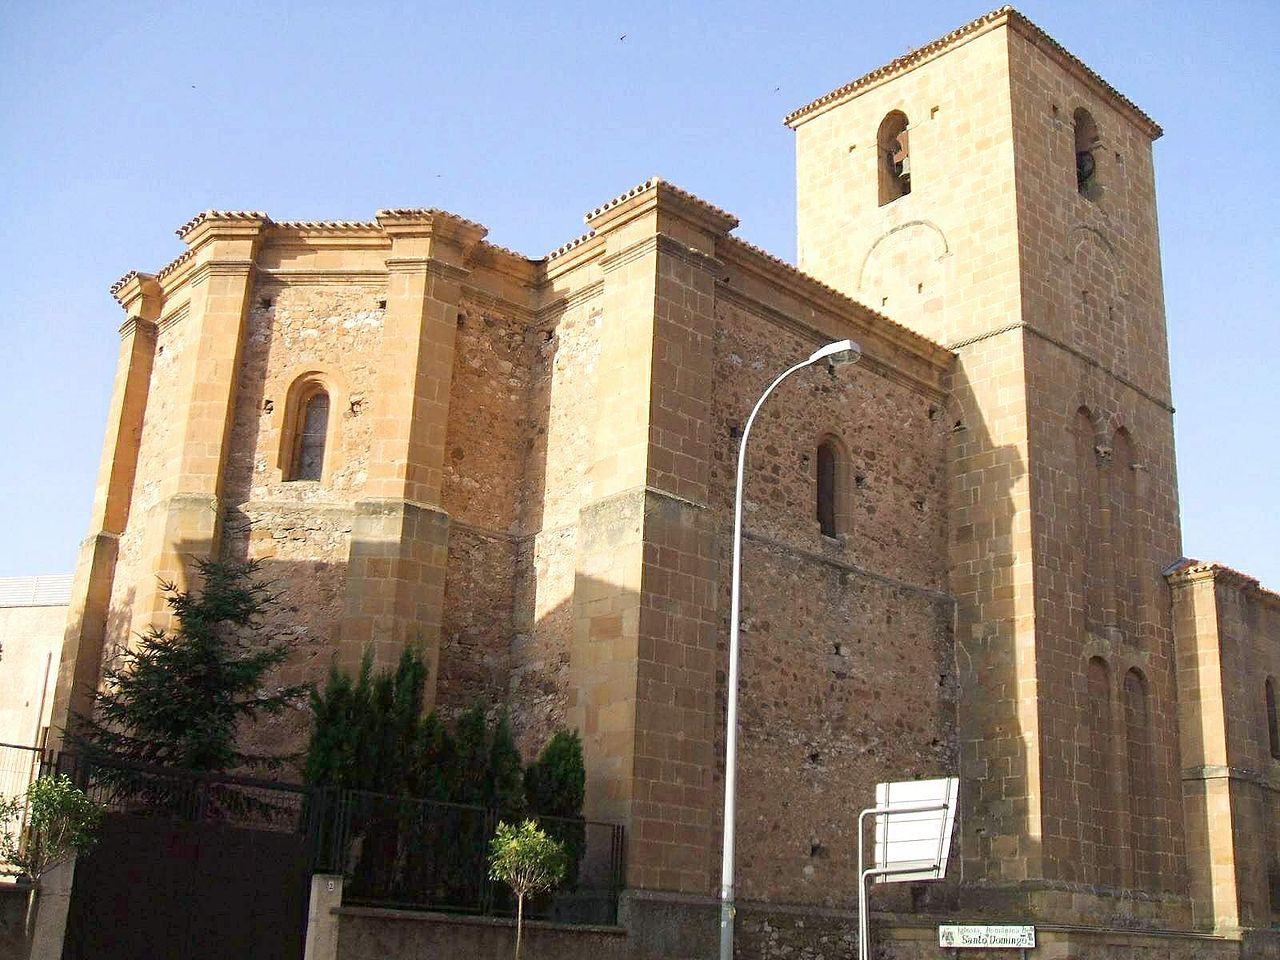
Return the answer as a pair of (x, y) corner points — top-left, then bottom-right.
(784, 6), (1161, 140)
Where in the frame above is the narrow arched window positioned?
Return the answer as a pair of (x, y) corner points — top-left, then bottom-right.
(817, 440), (838, 537)
(1086, 657), (1117, 886)
(291, 389), (329, 481)
(1123, 668), (1153, 889)
(877, 111), (911, 205)
(1074, 108), (1100, 199)
(1074, 408), (1100, 632)
(1266, 677), (1280, 760)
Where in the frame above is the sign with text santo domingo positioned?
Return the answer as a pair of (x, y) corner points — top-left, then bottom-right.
(938, 925), (1035, 949)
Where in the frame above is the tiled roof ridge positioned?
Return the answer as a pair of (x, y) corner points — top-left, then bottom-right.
(784, 6), (1160, 137)
(270, 218), (380, 232)
(545, 230), (597, 261)
(720, 233), (949, 355)
(175, 210), (268, 240)
(1166, 558), (1278, 597)
(109, 270), (141, 298)
(584, 177), (739, 228)
(483, 242), (527, 260)
(375, 207), (488, 233)
(156, 249), (194, 283)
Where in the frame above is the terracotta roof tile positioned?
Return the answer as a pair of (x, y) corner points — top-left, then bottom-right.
(585, 177), (740, 230)
(545, 230), (597, 261)
(175, 210), (268, 240)
(784, 6), (1160, 138)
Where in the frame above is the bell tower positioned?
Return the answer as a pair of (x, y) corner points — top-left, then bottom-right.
(788, 8), (1188, 924)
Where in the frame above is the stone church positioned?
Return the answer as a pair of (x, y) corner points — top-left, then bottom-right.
(49, 6), (1279, 958)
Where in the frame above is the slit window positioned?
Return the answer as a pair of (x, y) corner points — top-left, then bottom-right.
(816, 435), (851, 539)
(817, 441), (838, 537)
(877, 111), (911, 205)
(292, 390), (330, 481)
(1267, 677), (1280, 760)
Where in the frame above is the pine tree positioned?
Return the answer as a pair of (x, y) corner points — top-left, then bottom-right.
(487, 713), (526, 818)
(305, 646), (429, 795)
(68, 559), (307, 787)
(525, 730), (586, 888)
(450, 705), (490, 806)
(407, 711), (454, 801)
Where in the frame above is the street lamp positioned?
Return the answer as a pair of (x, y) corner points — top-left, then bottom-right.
(719, 338), (862, 960)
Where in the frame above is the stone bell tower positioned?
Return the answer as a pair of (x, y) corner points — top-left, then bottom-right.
(787, 7), (1188, 925)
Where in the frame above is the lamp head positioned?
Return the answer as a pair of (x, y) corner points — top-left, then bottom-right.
(807, 339), (862, 367)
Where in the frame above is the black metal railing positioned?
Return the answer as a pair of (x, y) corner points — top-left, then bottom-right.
(41, 753), (624, 925)
(54, 753), (310, 833)
(312, 787), (625, 925)
(0, 742), (50, 877)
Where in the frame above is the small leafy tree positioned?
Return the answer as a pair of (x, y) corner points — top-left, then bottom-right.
(488, 819), (567, 960)
(67, 559), (307, 801)
(0, 775), (103, 940)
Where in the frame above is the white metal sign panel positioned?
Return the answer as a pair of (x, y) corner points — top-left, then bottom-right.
(938, 925), (1035, 949)
(873, 776), (959, 883)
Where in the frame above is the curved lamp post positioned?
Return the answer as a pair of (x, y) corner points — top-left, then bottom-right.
(719, 338), (862, 960)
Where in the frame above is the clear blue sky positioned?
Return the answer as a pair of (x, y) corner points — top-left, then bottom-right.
(1, 1), (1276, 588)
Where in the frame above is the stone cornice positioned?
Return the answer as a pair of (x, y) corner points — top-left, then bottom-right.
(545, 230), (597, 262)
(186, 260), (256, 289)
(109, 271), (164, 320)
(717, 284), (947, 402)
(717, 234), (954, 369)
(585, 177), (740, 237)
(535, 279), (603, 321)
(375, 207), (489, 251)
(784, 6), (1161, 140)
(384, 257), (471, 283)
(1165, 558), (1280, 605)
(176, 210), (269, 249)
(947, 322), (1175, 413)
(269, 219), (381, 234)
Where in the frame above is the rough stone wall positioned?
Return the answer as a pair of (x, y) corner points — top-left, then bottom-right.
(792, 10), (1195, 928)
(510, 284), (603, 757)
(435, 300), (535, 719)
(709, 296), (954, 909)
(225, 282), (385, 506)
(217, 279), (386, 755)
(791, 22), (1045, 900)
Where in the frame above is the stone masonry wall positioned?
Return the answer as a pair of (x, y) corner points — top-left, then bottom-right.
(103, 306), (192, 661)
(435, 299), (535, 718)
(510, 281), (604, 757)
(1007, 23), (1187, 922)
(218, 279), (386, 756)
(709, 294), (955, 910)
(1215, 576), (1280, 930)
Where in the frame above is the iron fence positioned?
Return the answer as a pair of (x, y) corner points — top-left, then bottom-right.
(0, 742), (50, 879)
(35, 754), (625, 925)
(313, 788), (625, 924)
(54, 753), (311, 834)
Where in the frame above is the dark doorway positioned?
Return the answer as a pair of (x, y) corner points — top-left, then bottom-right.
(63, 811), (309, 960)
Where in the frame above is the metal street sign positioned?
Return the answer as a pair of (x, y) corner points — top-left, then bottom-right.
(857, 777), (960, 960)
(939, 925), (1036, 949)
(873, 776), (959, 882)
